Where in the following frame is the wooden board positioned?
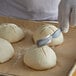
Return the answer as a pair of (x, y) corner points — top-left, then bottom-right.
(0, 17), (76, 76)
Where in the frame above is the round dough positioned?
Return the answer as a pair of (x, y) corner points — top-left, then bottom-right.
(33, 24), (64, 46)
(23, 45), (57, 70)
(0, 38), (14, 63)
(0, 23), (24, 43)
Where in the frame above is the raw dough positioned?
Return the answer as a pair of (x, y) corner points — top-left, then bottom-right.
(0, 23), (24, 43)
(0, 38), (14, 63)
(33, 24), (64, 46)
(23, 45), (57, 70)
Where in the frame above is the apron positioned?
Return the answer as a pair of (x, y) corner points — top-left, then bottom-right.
(0, 0), (60, 20)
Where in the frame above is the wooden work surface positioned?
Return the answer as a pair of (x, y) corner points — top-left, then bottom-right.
(0, 17), (76, 76)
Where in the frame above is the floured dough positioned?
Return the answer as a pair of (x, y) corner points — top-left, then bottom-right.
(0, 23), (24, 43)
(0, 38), (14, 63)
(23, 45), (57, 70)
(33, 24), (64, 46)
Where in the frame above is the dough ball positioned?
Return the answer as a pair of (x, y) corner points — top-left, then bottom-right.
(33, 24), (64, 46)
(24, 45), (57, 70)
(0, 38), (14, 63)
(0, 23), (24, 43)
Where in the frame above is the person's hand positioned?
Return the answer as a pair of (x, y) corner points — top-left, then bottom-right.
(58, 0), (76, 33)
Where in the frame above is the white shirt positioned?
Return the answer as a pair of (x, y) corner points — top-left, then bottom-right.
(0, 0), (60, 20)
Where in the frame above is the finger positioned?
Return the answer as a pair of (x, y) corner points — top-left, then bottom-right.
(58, 1), (63, 25)
(58, 2), (70, 33)
(70, 7), (76, 26)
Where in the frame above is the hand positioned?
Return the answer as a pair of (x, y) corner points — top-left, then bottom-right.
(58, 0), (76, 33)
